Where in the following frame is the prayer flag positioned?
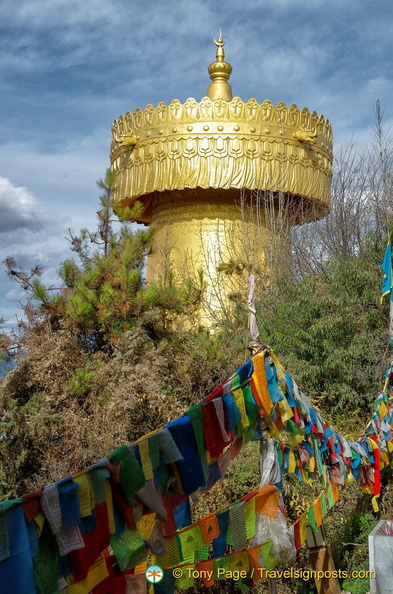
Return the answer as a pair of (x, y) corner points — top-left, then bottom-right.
(260, 540), (278, 571)
(382, 242), (393, 300)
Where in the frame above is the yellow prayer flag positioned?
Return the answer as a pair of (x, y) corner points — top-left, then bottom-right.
(138, 439), (154, 481)
(368, 437), (378, 452)
(135, 427), (163, 441)
(378, 400), (388, 419)
(288, 449), (297, 474)
(66, 554), (108, 594)
(73, 471), (93, 517)
(232, 387), (250, 430)
(271, 351), (286, 382)
(372, 495), (380, 513)
(137, 512), (156, 541)
(156, 536), (181, 569)
(299, 514), (307, 544)
(266, 416), (281, 439)
(288, 433), (303, 448)
(346, 469), (355, 483)
(228, 550), (249, 573)
(278, 398), (294, 423)
(252, 353), (273, 414)
(34, 512), (46, 537)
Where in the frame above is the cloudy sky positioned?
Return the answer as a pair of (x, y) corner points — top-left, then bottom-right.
(1, 0), (393, 331)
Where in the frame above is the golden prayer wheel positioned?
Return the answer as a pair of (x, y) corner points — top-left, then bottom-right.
(110, 34), (333, 325)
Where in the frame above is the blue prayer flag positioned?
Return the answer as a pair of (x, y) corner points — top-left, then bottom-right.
(381, 243), (392, 300)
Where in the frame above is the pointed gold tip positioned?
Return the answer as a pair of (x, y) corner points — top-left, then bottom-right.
(207, 32), (233, 101)
(214, 30), (225, 49)
(213, 31), (225, 62)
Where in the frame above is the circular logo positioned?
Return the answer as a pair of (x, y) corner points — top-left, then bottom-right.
(146, 565), (164, 583)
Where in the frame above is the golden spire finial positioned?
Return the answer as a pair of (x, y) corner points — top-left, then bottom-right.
(214, 30), (225, 61)
(207, 31), (233, 101)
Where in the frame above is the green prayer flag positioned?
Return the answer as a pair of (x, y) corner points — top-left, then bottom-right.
(277, 444), (283, 467)
(89, 467), (109, 504)
(214, 555), (231, 579)
(194, 544), (209, 562)
(110, 445), (145, 504)
(327, 484), (335, 508)
(176, 566), (195, 589)
(312, 436), (324, 481)
(110, 526), (145, 571)
(320, 492), (327, 516)
(231, 376), (245, 438)
(0, 498), (23, 513)
(179, 525), (204, 564)
(242, 384), (260, 423)
(286, 419), (300, 434)
(243, 419), (258, 445)
(244, 499), (256, 540)
(149, 434), (160, 469)
(260, 540), (278, 572)
(33, 521), (60, 594)
(307, 505), (318, 533)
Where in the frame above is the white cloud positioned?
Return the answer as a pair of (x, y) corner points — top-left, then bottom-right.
(0, 176), (72, 331)
(0, 177), (43, 234)
(3, 288), (25, 303)
(367, 77), (393, 96)
(0, 133), (107, 223)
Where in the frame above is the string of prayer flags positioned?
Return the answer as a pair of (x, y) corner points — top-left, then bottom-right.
(1, 351), (393, 592)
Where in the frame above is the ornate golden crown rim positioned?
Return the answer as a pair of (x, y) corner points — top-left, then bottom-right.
(112, 97), (331, 129)
(111, 96), (333, 166)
